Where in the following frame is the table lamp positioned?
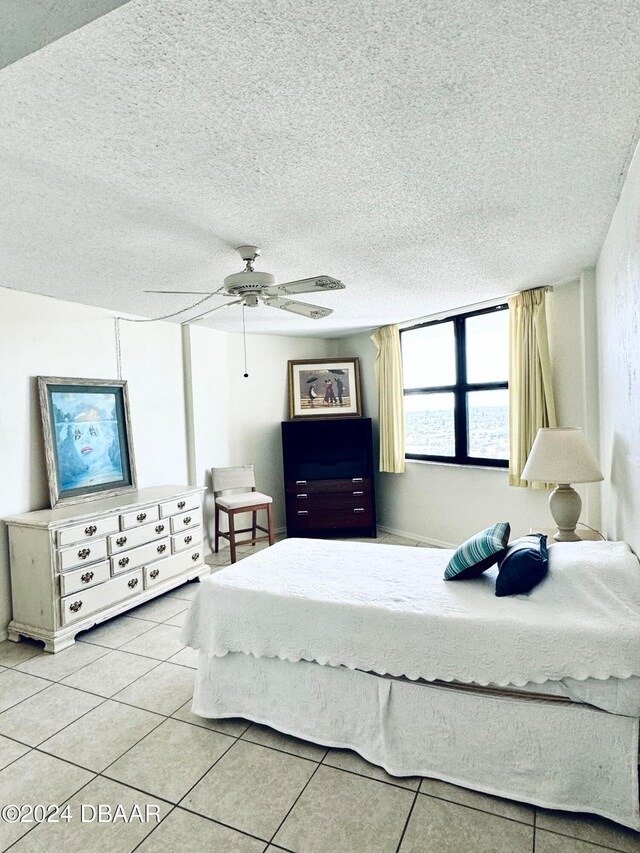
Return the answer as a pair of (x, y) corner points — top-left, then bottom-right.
(521, 427), (604, 542)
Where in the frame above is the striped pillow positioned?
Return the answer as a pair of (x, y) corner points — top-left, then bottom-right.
(444, 522), (511, 580)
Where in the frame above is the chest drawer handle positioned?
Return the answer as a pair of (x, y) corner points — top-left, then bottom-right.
(136, 512), (147, 523)
(354, 507), (365, 513)
(116, 536), (127, 547)
(69, 600), (83, 613)
(118, 556), (130, 568)
(192, 552), (200, 561)
(128, 577), (139, 589)
(155, 524), (165, 534)
(77, 547), (91, 560)
(183, 516), (192, 525)
(157, 544), (167, 554)
(353, 490), (364, 496)
(150, 568), (160, 579)
(184, 535), (193, 544)
(295, 480), (307, 485)
(296, 493), (308, 499)
(177, 500), (186, 509)
(297, 510), (309, 516)
(80, 571), (94, 584)
(84, 525), (97, 536)
(352, 477), (363, 483)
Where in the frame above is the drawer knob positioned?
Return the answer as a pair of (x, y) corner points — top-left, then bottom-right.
(155, 524), (165, 534)
(128, 577), (139, 589)
(118, 556), (130, 568)
(136, 512), (147, 523)
(297, 510), (309, 516)
(157, 544), (167, 554)
(77, 547), (91, 560)
(150, 568), (160, 579)
(192, 552), (200, 561)
(80, 571), (94, 584)
(84, 525), (97, 536)
(69, 601), (83, 613)
(116, 536), (127, 547)
(177, 500), (186, 509)
(184, 535), (192, 544)
(183, 516), (192, 525)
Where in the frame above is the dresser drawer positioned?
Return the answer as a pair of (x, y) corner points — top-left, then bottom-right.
(290, 492), (372, 512)
(59, 560), (111, 596)
(171, 528), (202, 554)
(120, 505), (160, 530)
(56, 515), (120, 547)
(159, 496), (200, 518)
(144, 546), (203, 589)
(286, 478), (371, 495)
(58, 539), (108, 572)
(169, 507), (202, 534)
(288, 506), (374, 530)
(110, 537), (170, 576)
(107, 519), (169, 555)
(61, 570), (143, 625)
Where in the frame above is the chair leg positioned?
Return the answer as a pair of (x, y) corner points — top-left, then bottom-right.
(214, 505), (220, 554)
(267, 503), (274, 546)
(252, 510), (257, 545)
(228, 511), (237, 564)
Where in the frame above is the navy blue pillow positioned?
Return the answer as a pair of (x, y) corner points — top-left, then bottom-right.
(495, 534), (548, 597)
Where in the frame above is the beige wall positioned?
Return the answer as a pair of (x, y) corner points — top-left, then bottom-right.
(341, 281), (597, 547)
(596, 139), (640, 554)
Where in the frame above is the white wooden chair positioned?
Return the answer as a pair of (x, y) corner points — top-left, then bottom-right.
(212, 465), (274, 564)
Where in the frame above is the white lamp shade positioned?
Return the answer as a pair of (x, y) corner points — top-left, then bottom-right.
(521, 428), (604, 484)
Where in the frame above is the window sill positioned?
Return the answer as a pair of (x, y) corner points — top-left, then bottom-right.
(405, 458), (509, 473)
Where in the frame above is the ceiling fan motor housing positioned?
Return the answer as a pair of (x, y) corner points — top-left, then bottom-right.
(223, 270), (277, 296)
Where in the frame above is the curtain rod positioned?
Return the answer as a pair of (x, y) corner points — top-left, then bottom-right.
(396, 276), (576, 331)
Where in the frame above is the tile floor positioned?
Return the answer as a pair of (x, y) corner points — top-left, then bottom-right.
(0, 533), (639, 851)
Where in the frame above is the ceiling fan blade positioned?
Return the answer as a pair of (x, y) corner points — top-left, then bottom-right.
(144, 288), (226, 295)
(265, 276), (344, 296)
(264, 296), (332, 319)
(181, 299), (243, 325)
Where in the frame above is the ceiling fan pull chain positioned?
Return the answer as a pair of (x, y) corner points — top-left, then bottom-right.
(242, 303), (249, 378)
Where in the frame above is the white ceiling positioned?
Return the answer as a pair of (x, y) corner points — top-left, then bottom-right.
(1, 0), (639, 337)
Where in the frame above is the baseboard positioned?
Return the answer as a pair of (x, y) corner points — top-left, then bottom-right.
(0, 628), (8, 643)
(378, 524), (455, 550)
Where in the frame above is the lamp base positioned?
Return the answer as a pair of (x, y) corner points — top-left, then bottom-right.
(549, 484), (582, 542)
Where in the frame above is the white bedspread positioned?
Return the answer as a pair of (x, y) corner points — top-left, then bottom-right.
(182, 537), (640, 687)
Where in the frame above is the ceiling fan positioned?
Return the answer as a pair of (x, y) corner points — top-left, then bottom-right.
(145, 246), (345, 323)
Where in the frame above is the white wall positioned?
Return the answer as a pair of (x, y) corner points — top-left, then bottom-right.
(341, 282), (594, 546)
(0, 287), (188, 637)
(0, 285), (334, 637)
(595, 139), (640, 554)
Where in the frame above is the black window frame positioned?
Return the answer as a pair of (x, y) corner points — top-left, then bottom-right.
(401, 304), (509, 468)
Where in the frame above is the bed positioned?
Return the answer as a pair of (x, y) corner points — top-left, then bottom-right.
(181, 537), (640, 829)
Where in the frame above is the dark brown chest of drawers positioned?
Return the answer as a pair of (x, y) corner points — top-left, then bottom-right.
(282, 418), (376, 538)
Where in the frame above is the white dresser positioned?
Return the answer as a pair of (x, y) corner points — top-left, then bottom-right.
(5, 485), (208, 652)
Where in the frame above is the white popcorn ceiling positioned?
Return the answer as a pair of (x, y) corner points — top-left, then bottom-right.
(1, 0), (639, 337)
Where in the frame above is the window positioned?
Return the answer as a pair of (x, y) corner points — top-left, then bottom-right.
(401, 305), (509, 466)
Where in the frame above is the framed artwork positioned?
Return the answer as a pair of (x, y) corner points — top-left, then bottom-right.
(38, 376), (137, 508)
(287, 358), (362, 419)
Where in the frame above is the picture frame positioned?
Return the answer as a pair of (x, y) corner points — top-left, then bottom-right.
(287, 358), (362, 419)
(38, 376), (137, 508)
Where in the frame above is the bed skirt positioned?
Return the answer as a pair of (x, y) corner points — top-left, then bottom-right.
(193, 651), (640, 830)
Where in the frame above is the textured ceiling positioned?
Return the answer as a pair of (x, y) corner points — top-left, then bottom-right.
(1, 0), (639, 337)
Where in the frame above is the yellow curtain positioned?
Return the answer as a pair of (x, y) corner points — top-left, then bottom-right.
(508, 288), (557, 488)
(371, 324), (405, 473)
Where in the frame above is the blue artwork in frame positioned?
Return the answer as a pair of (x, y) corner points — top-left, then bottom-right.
(38, 377), (137, 507)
